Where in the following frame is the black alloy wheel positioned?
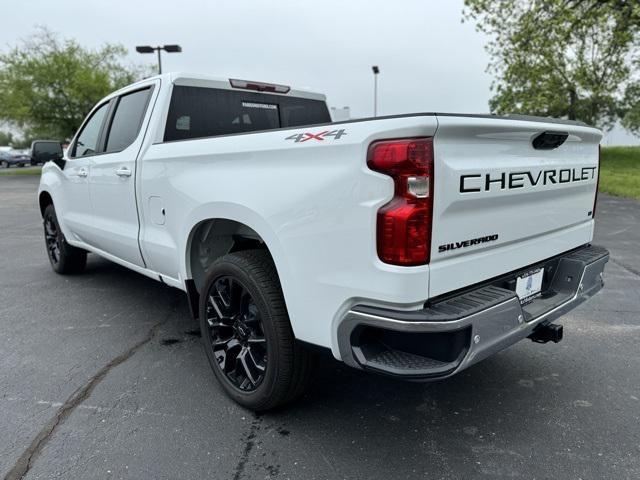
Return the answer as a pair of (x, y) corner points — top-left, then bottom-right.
(204, 275), (268, 391)
(44, 213), (62, 266)
(198, 250), (314, 411)
(42, 204), (87, 274)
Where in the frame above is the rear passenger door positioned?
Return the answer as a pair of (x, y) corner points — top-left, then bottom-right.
(84, 82), (157, 266)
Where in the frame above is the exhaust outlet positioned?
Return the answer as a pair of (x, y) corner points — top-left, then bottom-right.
(529, 323), (563, 344)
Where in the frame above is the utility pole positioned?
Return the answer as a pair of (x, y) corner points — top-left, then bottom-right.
(157, 48), (162, 75)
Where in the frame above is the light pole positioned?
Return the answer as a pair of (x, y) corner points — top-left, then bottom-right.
(372, 65), (380, 117)
(136, 45), (182, 74)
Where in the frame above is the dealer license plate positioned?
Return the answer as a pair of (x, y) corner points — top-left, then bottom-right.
(515, 268), (544, 304)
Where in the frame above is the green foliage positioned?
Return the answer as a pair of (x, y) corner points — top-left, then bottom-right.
(9, 136), (34, 149)
(464, 0), (640, 131)
(0, 130), (14, 146)
(0, 27), (149, 140)
(621, 80), (640, 134)
(0, 166), (42, 177)
(0, 130), (33, 149)
(599, 146), (640, 199)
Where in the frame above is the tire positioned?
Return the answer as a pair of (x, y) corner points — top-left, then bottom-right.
(199, 250), (314, 411)
(0, 160), (7, 168)
(43, 204), (87, 274)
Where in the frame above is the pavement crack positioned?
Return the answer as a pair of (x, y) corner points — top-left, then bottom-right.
(3, 295), (181, 480)
(232, 416), (261, 480)
(610, 257), (640, 278)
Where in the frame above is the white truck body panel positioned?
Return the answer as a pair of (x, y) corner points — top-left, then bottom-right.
(138, 114), (439, 351)
(38, 73), (604, 362)
(430, 115), (600, 297)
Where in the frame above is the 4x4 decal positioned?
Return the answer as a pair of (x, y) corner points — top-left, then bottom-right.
(285, 129), (347, 143)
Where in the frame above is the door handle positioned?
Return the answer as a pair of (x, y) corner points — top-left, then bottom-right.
(78, 167), (88, 178)
(115, 167), (132, 177)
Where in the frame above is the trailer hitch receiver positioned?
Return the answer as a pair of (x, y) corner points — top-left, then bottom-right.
(528, 323), (563, 344)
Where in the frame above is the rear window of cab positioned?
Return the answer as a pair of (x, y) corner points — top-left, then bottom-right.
(163, 86), (331, 142)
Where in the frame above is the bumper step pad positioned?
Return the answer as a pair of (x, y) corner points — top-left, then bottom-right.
(367, 349), (448, 371)
(352, 284), (516, 323)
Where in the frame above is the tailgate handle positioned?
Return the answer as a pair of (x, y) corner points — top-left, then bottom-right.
(532, 131), (568, 150)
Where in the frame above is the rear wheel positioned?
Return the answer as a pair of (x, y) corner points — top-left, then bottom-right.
(43, 204), (87, 274)
(199, 250), (313, 411)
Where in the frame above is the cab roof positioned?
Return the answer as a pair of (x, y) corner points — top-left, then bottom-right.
(122, 72), (326, 102)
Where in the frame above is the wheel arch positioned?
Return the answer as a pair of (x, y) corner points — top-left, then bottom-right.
(183, 211), (293, 322)
(186, 217), (269, 293)
(39, 190), (54, 218)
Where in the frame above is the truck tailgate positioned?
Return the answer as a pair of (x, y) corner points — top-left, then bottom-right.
(429, 115), (602, 298)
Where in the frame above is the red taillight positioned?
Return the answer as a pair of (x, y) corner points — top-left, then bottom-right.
(367, 138), (434, 266)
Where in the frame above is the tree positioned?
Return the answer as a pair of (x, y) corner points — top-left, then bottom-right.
(0, 130), (14, 146)
(0, 27), (150, 140)
(464, 0), (640, 132)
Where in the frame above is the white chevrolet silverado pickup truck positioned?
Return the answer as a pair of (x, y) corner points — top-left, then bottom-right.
(37, 73), (609, 410)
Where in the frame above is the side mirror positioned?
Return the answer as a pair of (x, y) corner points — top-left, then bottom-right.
(31, 140), (64, 168)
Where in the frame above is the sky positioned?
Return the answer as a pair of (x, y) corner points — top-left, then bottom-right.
(1, 0), (638, 144)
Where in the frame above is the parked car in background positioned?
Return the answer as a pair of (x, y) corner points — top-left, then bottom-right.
(0, 143), (63, 167)
(0, 150), (12, 168)
(0, 150), (31, 168)
(13, 151), (32, 167)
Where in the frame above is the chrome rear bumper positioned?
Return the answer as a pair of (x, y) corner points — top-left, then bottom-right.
(337, 245), (609, 379)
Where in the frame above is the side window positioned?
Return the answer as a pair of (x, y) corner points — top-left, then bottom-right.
(105, 88), (151, 153)
(72, 102), (109, 158)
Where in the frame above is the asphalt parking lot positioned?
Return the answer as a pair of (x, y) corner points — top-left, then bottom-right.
(1, 175), (638, 480)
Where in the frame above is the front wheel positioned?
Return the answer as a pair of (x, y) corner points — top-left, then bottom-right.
(43, 204), (87, 274)
(199, 250), (314, 411)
